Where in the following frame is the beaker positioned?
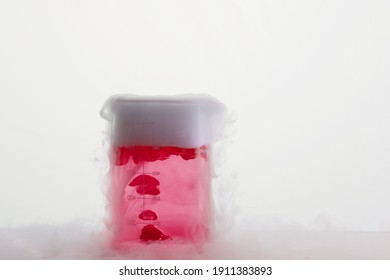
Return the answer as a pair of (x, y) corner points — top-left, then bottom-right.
(100, 94), (226, 248)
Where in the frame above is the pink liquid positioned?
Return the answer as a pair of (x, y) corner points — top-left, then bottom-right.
(108, 146), (211, 248)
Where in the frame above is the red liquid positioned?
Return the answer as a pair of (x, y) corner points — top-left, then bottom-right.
(138, 210), (158, 221)
(140, 225), (171, 242)
(129, 175), (161, 195)
(108, 146), (211, 247)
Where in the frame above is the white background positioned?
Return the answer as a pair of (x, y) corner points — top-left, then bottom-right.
(0, 0), (389, 259)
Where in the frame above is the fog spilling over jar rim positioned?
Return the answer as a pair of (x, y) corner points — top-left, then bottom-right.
(100, 94), (227, 148)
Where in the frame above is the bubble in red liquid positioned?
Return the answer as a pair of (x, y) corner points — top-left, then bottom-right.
(138, 210), (158, 221)
(114, 146), (197, 165)
(128, 175), (160, 195)
(140, 224), (171, 242)
(199, 145), (208, 160)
